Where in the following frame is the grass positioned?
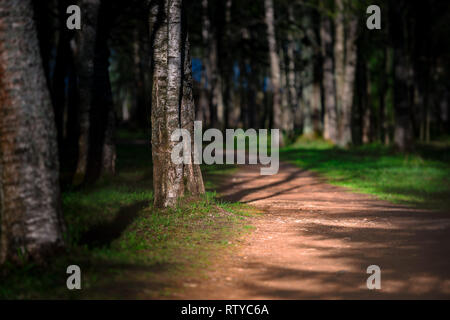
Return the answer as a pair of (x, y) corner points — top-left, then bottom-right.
(0, 143), (255, 299)
(281, 136), (450, 210)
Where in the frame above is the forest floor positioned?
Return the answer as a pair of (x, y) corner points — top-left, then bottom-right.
(179, 161), (450, 299)
(1, 138), (449, 299)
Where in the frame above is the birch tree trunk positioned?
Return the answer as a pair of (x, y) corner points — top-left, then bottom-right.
(150, 0), (184, 208)
(264, 0), (284, 146)
(74, 0), (101, 181)
(0, 0), (65, 264)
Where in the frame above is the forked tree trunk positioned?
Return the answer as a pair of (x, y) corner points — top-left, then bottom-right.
(0, 0), (65, 264)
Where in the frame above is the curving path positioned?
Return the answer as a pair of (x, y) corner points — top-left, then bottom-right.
(180, 162), (450, 299)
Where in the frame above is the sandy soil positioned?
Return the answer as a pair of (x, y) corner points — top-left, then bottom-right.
(180, 162), (450, 299)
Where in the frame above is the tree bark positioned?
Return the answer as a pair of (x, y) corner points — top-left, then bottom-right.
(202, 0), (224, 128)
(84, 1), (116, 184)
(74, 0), (101, 181)
(52, 0), (71, 163)
(264, 0), (284, 146)
(181, 33), (205, 195)
(339, 15), (357, 146)
(0, 0), (65, 264)
(320, 11), (338, 142)
(286, 6), (299, 132)
(390, 1), (414, 152)
(150, 0), (184, 208)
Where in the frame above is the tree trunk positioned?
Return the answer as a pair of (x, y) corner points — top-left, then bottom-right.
(0, 0), (65, 264)
(390, 1), (414, 152)
(334, 0), (345, 115)
(320, 12), (338, 143)
(181, 33), (205, 195)
(264, 0), (284, 146)
(202, 0), (224, 129)
(84, 1), (116, 184)
(74, 0), (101, 182)
(300, 10), (319, 136)
(51, 0), (71, 162)
(150, 0), (184, 208)
(339, 16), (357, 146)
(286, 6), (299, 132)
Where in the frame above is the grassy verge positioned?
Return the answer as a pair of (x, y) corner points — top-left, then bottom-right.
(0, 144), (255, 299)
(281, 137), (450, 210)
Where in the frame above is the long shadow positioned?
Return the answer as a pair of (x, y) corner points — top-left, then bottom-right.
(79, 201), (148, 248)
(234, 206), (450, 299)
(219, 163), (311, 203)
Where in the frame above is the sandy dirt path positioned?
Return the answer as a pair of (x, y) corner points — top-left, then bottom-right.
(180, 162), (450, 299)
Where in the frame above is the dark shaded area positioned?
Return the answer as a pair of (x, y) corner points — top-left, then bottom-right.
(79, 201), (147, 248)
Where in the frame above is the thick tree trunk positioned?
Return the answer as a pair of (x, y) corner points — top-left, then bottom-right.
(0, 0), (65, 264)
(150, 0), (184, 208)
(264, 0), (284, 145)
(74, 0), (101, 181)
(320, 12), (338, 143)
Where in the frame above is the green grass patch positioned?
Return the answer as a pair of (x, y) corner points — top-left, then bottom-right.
(0, 144), (255, 299)
(281, 138), (450, 210)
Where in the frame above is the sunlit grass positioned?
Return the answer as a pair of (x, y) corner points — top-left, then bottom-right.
(281, 138), (450, 210)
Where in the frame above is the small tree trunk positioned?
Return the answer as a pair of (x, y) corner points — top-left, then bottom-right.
(0, 0), (65, 264)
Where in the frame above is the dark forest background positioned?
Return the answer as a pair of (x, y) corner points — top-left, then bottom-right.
(33, 0), (450, 190)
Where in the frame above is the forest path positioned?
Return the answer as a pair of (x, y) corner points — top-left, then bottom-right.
(179, 162), (450, 299)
